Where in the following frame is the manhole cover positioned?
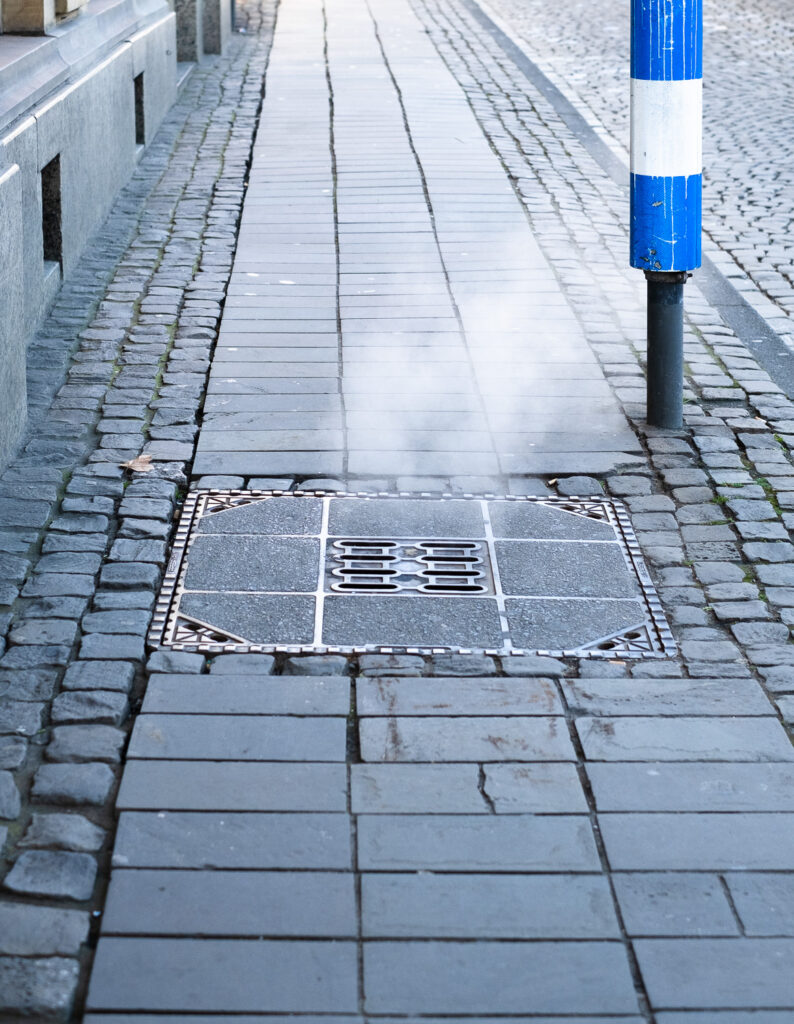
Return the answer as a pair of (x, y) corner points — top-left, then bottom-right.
(150, 490), (675, 658)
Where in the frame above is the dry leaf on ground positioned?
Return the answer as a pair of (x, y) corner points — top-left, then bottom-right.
(120, 453), (154, 473)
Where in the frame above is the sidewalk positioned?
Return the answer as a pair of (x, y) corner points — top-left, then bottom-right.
(2, 0), (794, 1018)
(192, 0), (640, 481)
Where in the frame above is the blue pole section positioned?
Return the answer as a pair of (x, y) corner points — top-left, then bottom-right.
(630, 0), (702, 427)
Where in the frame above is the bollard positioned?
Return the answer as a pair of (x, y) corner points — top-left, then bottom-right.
(630, 0), (703, 429)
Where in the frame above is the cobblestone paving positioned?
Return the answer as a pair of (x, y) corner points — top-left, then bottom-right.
(3, 0), (794, 1017)
(479, 0), (794, 345)
(0, 2), (276, 1017)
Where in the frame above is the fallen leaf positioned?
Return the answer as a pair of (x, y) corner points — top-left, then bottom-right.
(120, 453), (154, 473)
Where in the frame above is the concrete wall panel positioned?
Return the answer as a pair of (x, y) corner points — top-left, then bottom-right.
(0, 3), (178, 470)
(35, 46), (137, 277)
(0, 165), (28, 473)
(130, 13), (178, 144)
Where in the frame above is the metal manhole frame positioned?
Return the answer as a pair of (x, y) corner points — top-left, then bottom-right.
(148, 489), (677, 659)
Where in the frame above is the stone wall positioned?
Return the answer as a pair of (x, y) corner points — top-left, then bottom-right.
(0, 0), (179, 472)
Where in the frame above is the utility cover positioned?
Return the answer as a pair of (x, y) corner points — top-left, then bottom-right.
(150, 490), (675, 658)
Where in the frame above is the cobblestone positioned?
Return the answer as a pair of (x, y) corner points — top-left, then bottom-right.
(4, 850), (97, 901)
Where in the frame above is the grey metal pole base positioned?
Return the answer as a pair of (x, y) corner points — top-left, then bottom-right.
(645, 270), (688, 429)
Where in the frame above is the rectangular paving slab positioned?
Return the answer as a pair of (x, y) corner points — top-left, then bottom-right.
(359, 716), (575, 762)
(103, 870), (357, 936)
(356, 814), (599, 871)
(362, 941), (639, 1015)
(112, 812), (352, 869)
(127, 714), (347, 761)
(87, 938), (359, 1012)
(360, 873), (620, 938)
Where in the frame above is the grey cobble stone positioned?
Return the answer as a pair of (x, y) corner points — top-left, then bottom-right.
(0, 956), (80, 1020)
(81, 610), (151, 634)
(358, 654), (425, 676)
(556, 476), (603, 495)
(283, 655), (349, 676)
(501, 655), (567, 676)
(0, 904), (89, 955)
(0, 700), (43, 736)
(19, 812), (105, 852)
(426, 654), (496, 676)
(0, 770), (21, 819)
(0, 736), (27, 770)
(108, 539), (167, 563)
(208, 654), (276, 675)
(744, 541), (794, 562)
(32, 763), (115, 806)
(99, 563), (161, 589)
(61, 660), (135, 692)
(7, 620), (79, 646)
(79, 634), (146, 661)
(0, 645), (70, 668)
(48, 725), (125, 763)
(52, 690), (129, 726)
(4, 850), (97, 901)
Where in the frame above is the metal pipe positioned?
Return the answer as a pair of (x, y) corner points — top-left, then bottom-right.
(645, 270), (688, 428)
(630, 0), (702, 428)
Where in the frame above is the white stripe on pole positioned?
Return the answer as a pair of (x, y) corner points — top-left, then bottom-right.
(630, 78), (702, 178)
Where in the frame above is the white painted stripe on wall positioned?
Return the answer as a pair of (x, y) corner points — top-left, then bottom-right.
(630, 77), (702, 177)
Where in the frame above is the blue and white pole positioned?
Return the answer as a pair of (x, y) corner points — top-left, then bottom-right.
(630, 0), (702, 428)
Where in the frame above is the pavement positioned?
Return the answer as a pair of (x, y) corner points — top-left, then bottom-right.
(2, 0), (794, 1019)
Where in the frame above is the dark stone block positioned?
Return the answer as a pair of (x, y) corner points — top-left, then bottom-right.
(361, 873), (619, 938)
(183, 536), (319, 592)
(0, 668), (59, 700)
(488, 500), (615, 541)
(81, 610), (151, 634)
(32, 763), (115, 806)
(208, 653), (275, 674)
(113, 811), (351, 869)
(495, 541), (639, 598)
(327, 497), (485, 538)
(197, 496), (323, 535)
(0, 645), (70, 669)
(3, 850), (96, 901)
(103, 870), (356, 936)
(62, 661), (135, 692)
(79, 634), (145, 661)
(128, 714), (346, 761)
(0, 956), (80, 1019)
(363, 941), (636, 1015)
(19, 812), (104, 852)
(0, 904), (89, 955)
(146, 651), (205, 674)
(178, 593), (315, 645)
(86, 938), (358, 1013)
(505, 598), (647, 651)
(322, 595), (504, 648)
(48, 725), (125, 763)
(99, 563), (161, 589)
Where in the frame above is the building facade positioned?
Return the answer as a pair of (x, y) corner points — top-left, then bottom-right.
(0, 0), (230, 470)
